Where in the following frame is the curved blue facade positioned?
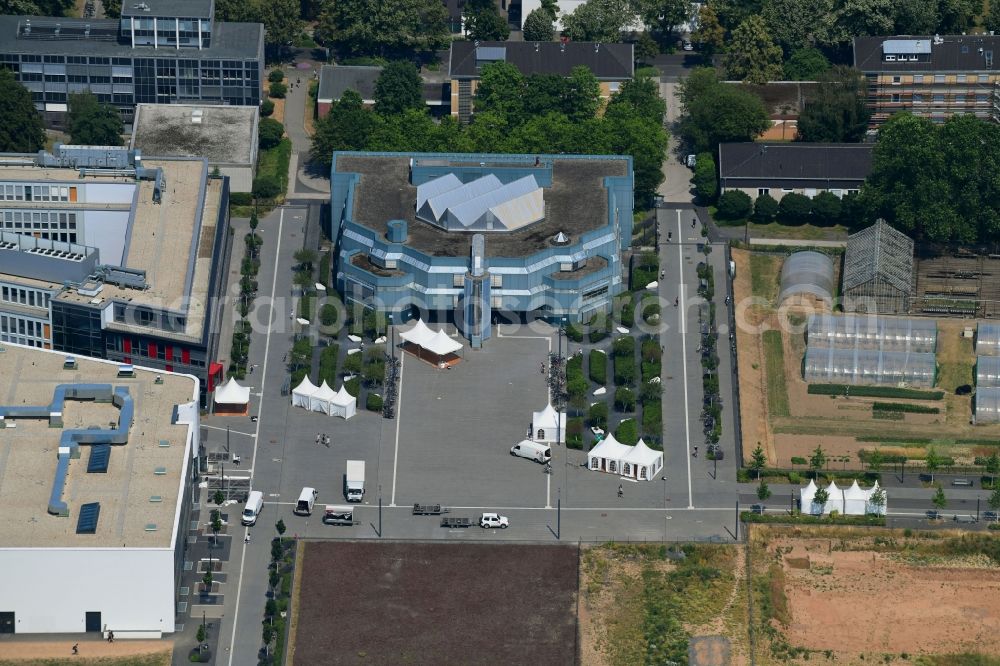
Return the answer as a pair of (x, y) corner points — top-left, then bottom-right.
(330, 152), (634, 345)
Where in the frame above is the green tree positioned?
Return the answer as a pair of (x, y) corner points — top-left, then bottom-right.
(989, 485), (1000, 521)
(210, 509), (223, 546)
(931, 484), (947, 512)
(811, 487), (829, 513)
(275, 518), (287, 543)
(604, 101), (669, 202)
(633, 0), (693, 44)
(753, 192), (778, 222)
(464, 0), (511, 40)
(374, 61), (424, 116)
(712, 0), (764, 31)
(609, 75), (666, 122)
(893, 0), (941, 34)
(717, 190), (752, 220)
(294, 248), (317, 270)
(66, 92), (123, 146)
(0, 0), (74, 15)
(867, 447), (884, 474)
(0, 68), (45, 153)
(935, 0), (979, 33)
(690, 3), (725, 58)
(314, 0), (449, 57)
(810, 191), (842, 226)
(797, 66), (870, 143)
(925, 445), (942, 483)
(783, 47), (831, 80)
(778, 193), (812, 225)
(761, 0), (832, 54)
(202, 569), (213, 592)
(563, 66), (602, 122)
(724, 15), (783, 84)
(268, 69), (285, 83)
(986, 451), (1000, 487)
(253, 174), (282, 199)
(523, 7), (556, 40)
(213, 489), (226, 506)
(257, 0), (302, 56)
(838, 191), (866, 229)
(868, 486), (886, 514)
(692, 152), (717, 203)
(634, 32), (660, 62)
(258, 117), (285, 150)
(750, 443), (767, 479)
(269, 81), (287, 99)
(987, 1), (1000, 33)
(310, 90), (376, 169)
(196, 623), (207, 643)
(562, 0), (636, 42)
(809, 444), (827, 478)
(474, 61), (526, 123)
(678, 69), (770, 153)
(757, 479), (772, 501)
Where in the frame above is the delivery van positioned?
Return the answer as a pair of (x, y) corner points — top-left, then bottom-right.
(294, 487), (318, 515)
(241, 490), (264, 526)
(510, 440), (552, 464)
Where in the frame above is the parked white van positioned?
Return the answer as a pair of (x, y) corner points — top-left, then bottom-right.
(294, 487), (318, 516)
(241, 490), (264, 526)
(510, 440), (552, 463)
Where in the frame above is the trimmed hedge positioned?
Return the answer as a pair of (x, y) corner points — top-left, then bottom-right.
(566, 416), (584, 449)
(589, 350), (607, 384)
(741, 512), (885, 526)
(366, 393), (383, 412)
(872, 401), (940, 414)
(615, 418), (638, 445)
(807, 384), (944, 400)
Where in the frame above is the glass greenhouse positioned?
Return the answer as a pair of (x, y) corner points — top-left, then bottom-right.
(976, 323), (1000, 357)
(779, 251), (834, 305)
(976, 387), (1000, 424)
(977, 355), (1000, 388)
(807, 314), (937, 353)
(803, 347), (937, 387)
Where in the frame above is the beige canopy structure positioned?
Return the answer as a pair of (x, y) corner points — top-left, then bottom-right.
(398, 319), (463, 367)
(587, 434), (663, 481)
(532, 403), (566, 443)
(213, 377), (250, 415)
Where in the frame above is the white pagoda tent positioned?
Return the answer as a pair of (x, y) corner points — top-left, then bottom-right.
(213, 377), (250, 414)
(800, 479), (887, 516)
(399, 318), (435, 347)
(532, 403), (566, 443)
(330, 385), (357, 420)
(399, 319), (463, 366)
(842, 480), (869, 515)
(309, 380), (338, 415)
(291, 376), (318, 409)
(587, 434), (663, 481)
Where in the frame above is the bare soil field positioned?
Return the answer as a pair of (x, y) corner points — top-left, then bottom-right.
(0, 641), (171, 665)
(751, 526), (1000, 664)
(732, 249), (1000, 468)
(290, 541), (578, 665)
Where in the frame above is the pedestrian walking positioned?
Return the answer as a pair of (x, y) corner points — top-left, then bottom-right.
(617, 484), (624, 498)
(674, 297), (679, 307)
(691, 219), (696, 229)
(315, 433), (321, 444)
(244, 533), (250, 544)
(107, 631), (114, 643)
(72, 644), (79, 655)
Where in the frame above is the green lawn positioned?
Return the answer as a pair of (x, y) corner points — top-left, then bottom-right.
(762, 330), (790, 417)
(749, 254), (781, 303)
(257, 137), (292, 197)
(744, 221), (849, 241)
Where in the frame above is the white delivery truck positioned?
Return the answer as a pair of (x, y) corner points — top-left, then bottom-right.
(510, 440), (552, 463)
(322, 505), (355, 525)
(345, 460), (365, 502)
(241, 490), (264, 526)
(293, 487), (318, 516)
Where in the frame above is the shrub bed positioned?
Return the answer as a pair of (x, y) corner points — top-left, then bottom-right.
(615, 418), (638, 445)
(588, 350), (607, 384)
(318, 345), (339, 385)
(741, 512), (886, 526)
(615, 387), (636, 412)
(567, 416), (584, 449)
(366, 393), (383, 411)
(872, 401), (940, 414)
(807, 384), (944, 400)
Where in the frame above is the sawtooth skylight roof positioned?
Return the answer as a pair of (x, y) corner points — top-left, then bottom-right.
(415, 173), (545, 232)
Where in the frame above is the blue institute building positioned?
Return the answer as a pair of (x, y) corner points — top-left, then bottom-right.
(330, 152), (634, 347)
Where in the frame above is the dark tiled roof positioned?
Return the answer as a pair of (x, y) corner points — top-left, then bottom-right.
(121, 0), (213, 19)
(0, 15), (262, 59)
(854, 34), (1000, 72)
(449, 40), (633, 80)
(318, 65), (451, 106)
(719, 143), (873, 184)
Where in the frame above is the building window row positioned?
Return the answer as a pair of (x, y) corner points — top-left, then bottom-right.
(1, 286), (51, 309)
(0, 184), (73, 202)
(2, 210), (77, 230)
(0, 314), (48, 342)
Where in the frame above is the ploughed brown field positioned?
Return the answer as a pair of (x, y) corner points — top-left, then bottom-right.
(291, 541), (579, 665)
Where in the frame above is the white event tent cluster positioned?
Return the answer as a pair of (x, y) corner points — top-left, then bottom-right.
(587, 433), (663, 481)
(291, 376), (356, 419)
(398, 319), (463, 359)
(799, 479), (886, 516)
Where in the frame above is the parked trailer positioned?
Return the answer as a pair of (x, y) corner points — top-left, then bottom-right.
(440, 517), (473, 528)
(413, 503), (449, 515)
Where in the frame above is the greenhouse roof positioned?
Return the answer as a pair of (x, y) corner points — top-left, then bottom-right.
(843, 220), (914, 294)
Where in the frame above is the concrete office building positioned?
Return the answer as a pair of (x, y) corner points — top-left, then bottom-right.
(854, 34), (1000, 127)
(130, 103), (259, 192)
(0, 0), (264, 127)
(0, 344), (199, 637)
(331, 152), (634, 347)
(0, 144), (232, 402)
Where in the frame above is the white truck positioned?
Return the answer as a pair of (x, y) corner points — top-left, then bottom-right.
(345, 460), (365, 502)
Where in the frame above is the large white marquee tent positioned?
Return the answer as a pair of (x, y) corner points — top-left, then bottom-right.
(290, 376), (356, 419)
(213, 377), (250, 414)
(532, 403), (566, 443)
(587, 434), (663, 481)
(799, 479), (886, 515)
(399, 319), (463, 365)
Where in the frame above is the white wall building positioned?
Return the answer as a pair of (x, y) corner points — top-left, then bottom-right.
(0, 345), (199, 637)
